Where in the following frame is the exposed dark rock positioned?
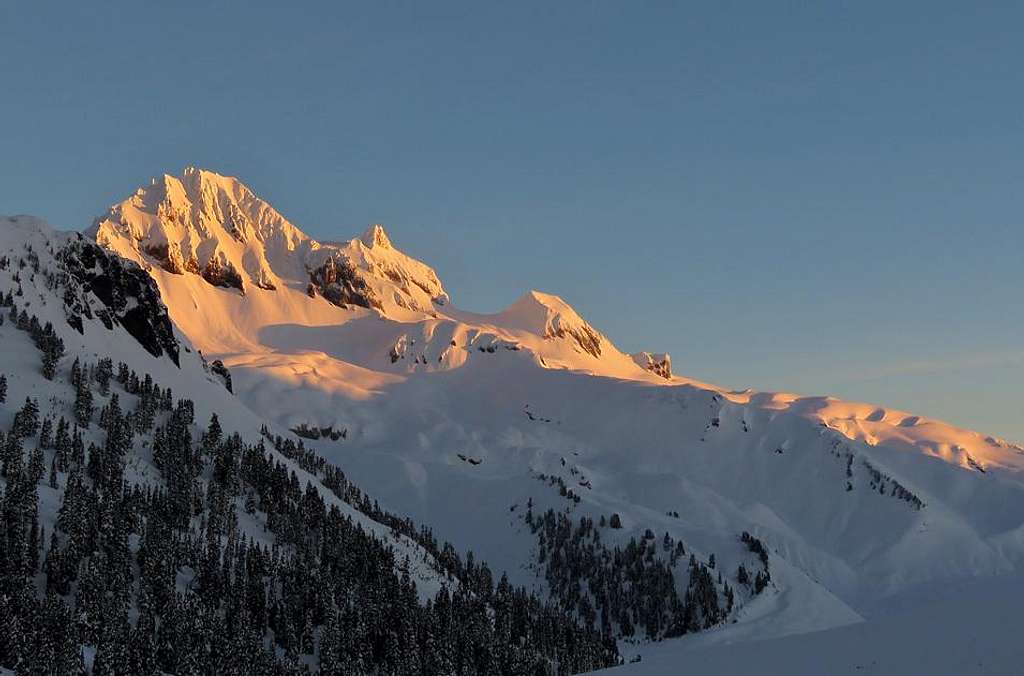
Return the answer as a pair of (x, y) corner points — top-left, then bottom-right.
(546, 324), (603, 358)
(201, 258), (244, 293)
(143, 242), (185, 274)
(632, 351), (672, 379)
(307, 255), (382, 311)
(210, 359), (233, 393)
(252, 278), (276, 291)
(59, 239), (180, 366)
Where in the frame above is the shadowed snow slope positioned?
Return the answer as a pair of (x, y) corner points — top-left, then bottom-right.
(600, 574), (1024, 674)
(83, 169), (1024, 667)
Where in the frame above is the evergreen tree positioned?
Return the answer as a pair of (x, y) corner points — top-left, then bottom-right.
(74, 370), (93, 427)
(95, 357), (113, 396)
(38, 322), (64, 380)
(28, 445), (45, 484)
(11, 396), (40, 439)
(38, 416), (53, 449)
(0, 593), (26, 669)
(54, 416), (70, 470)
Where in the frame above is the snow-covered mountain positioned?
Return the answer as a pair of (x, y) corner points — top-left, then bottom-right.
(7, 167), (1024, 672)
(0, 214), (618, 673)
(88, 171), (1024, 643)
(89, 169), (660, 376)
(0, 215), (459, 597)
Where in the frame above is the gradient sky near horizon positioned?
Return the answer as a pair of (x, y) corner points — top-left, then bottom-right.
(1, 2), (1022, 441)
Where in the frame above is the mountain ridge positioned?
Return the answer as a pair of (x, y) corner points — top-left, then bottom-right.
(89, 167), (667, 380)
(20, 166), (1023, 665)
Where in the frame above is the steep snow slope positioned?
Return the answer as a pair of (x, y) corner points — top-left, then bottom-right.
(0, 214), (462, 601)
(85, 170), (1024, 660)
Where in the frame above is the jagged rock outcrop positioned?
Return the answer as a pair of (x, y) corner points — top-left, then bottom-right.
(210, 359), (233, 393)
(632, 351), (672, 379)
(199, 256), (245, 293)
(59, 235), (180, 365)
(547, 322), (603, 359)
(307, 254), (382, 311)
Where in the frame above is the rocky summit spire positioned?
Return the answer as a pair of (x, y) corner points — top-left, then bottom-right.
(360, 223), (392, 250)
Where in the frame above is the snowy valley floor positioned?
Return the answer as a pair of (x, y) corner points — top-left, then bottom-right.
(605, 573), (1024, 675)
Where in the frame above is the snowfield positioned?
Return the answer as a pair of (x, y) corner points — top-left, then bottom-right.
(601, 573), (1024, 675)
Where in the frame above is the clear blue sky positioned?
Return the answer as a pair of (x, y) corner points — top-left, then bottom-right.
(2, 2), (1021, 441)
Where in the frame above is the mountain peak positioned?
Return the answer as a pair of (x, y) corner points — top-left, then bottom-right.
(521, 289), (568, 308)
(90, 169), (449, 317)
(510, 290), (585, 323)
(360, 223), (392, 250)
(180, 165), (236, 182)
(500, 290), (605, 358)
